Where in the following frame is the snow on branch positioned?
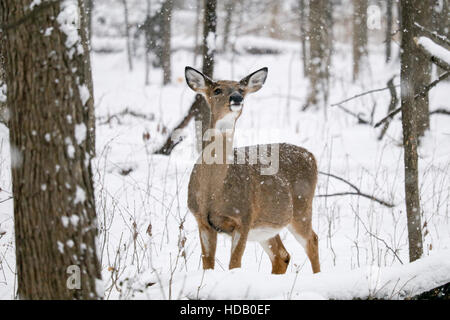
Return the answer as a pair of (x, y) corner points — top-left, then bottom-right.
(414, 37), (450, 71)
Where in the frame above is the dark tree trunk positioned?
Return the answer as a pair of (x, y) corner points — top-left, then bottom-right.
(222, 0), (235, 52)
(161, 0), (173, 85)
(155, 0), (217, 155)
(86, 0), (94, 41)
(432, 0), (449, 77)
(0, 36), (7, 126)
(299, 0), (308, 77)
(386, 0), (393, 63)
(352, 0), (368, 81)
(413, 1), (431, 138)
(400, 0), (424, 263)
(305, 0), (332, 110)
(79, 0), (96, 156)
(1, 0), (102, 299)
(121, 0), (133, 71)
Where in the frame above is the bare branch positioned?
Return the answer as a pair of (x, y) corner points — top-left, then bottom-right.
(330, 84), (399, 107)
(414, 37), (450, 72)
(374, 71), (450, 128)
(414, 23), (450, 49)
(317, 171), (395, 208)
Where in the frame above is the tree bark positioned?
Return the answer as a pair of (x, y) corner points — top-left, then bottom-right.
(412, 1), (431, 138)
(222, 0), (235, 52)
(121, 0), (133, 71)
(385, 0), (393, 63)
(86, 0), (94, 41)
(352, 0), (368, 81)
(1, 0), (102, 299)
(78, 0), (96, 156)
(161, 0), (173, 85)
(155, 0), (217, 155)
(299, 0), (308, 77)
(305, 0), (332, 110)
(400, 0), (424, 263)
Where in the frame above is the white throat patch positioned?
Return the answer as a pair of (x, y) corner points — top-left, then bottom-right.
(215, 111), (240, 132)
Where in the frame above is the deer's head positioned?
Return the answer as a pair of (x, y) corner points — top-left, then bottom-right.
(185, 66), (268, 132)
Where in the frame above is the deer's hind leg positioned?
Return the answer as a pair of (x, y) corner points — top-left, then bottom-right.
(260, 235), (291, 274)
(288, 218), (320, 273)
(197, 220), (217, 270)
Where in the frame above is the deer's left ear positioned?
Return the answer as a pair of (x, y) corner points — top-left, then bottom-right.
(239, 67), (268, 93)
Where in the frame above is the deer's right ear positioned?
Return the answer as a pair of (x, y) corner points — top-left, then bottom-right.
(185, 67), (211, 92)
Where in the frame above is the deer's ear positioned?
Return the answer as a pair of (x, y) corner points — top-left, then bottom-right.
(185, 67), (212, 92)
(239, 67), (268, 93)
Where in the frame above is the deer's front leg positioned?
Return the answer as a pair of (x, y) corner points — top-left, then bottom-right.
(198, 224), (217, 270)
(229, 229), (249, 270)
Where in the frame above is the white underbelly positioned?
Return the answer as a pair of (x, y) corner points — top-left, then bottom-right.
(247, 227), (283, 242)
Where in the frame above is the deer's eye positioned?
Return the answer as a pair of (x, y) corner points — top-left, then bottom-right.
(238, 88), (245, 94)
(213, 88), (222, 95)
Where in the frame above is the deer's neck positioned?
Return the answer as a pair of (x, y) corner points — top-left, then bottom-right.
(200, 112), (239, 182)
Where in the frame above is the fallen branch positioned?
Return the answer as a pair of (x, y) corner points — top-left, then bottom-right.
(316, 171), (395, 208)
(154, 94), (206, 155)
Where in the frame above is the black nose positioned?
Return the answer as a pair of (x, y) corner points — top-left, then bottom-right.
(230, 93), (243, 104)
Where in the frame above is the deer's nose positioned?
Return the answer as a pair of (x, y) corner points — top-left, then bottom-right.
(230, 92), (243, 104)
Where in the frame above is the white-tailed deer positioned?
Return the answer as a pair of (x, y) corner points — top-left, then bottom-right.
(185, 66), (320, 274)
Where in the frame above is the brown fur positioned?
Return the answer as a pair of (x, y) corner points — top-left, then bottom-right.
(185, 67), (320, 274)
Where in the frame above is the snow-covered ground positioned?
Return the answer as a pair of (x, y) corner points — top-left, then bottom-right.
(0, 9), (450, 300)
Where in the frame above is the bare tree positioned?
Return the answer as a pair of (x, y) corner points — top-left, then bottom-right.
(299, 0), (309, 77)
(385, 0), (393, 63)
(304, 0), (332, 110)
(161, 0), (173, 85)
(352, 0), (368, 81)
(413, 2), (432, 138)
(121, 0), (133, 71)
(400, 0), (424, 262)
(222, 0), (235, 51)
(0, 0), (102, 298)
(155, 0), (217, 155)
(86, 0), (94, 40)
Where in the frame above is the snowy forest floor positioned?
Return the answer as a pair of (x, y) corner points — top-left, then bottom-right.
(1, 32), (450, 299)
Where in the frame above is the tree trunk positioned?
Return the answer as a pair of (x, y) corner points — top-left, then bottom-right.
(79, 0), (96, 156)
(0, 38), (7, 126)
(400, 0), (424, 263)
(1, 0), (102, 299)
(193, 0), (202, 65)
(299, 0), (308, 77)
(385, 0), (393, 63)
(222, 0), (235, 52)
(161, 0), (173, 85)
(86, 0), (94, 41)
(197, 0), (217, 150)
(432, 0), (449, 77)
(352, 0), (368, 81)
(155, 0), (217, 155)
(305, 0), (332, 110)
(122, 0), (133, 71)
(413, 1), (431, 138)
